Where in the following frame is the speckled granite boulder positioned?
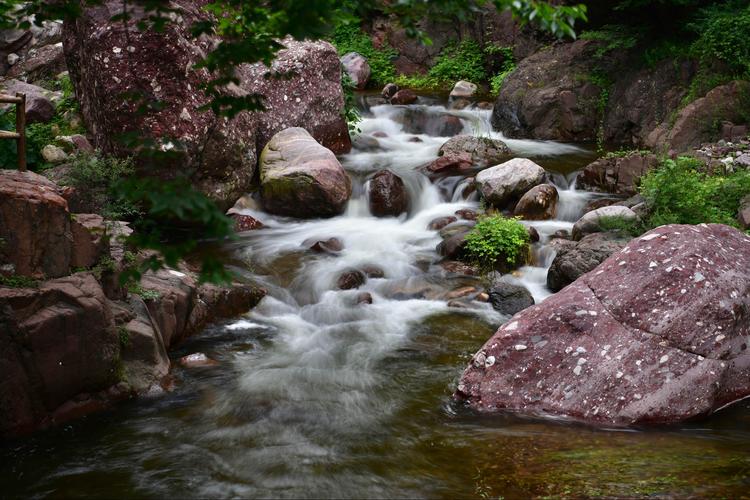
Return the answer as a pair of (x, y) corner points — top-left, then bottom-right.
(456, 224), (750, 426)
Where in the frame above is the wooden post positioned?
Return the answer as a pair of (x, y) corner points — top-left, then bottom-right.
(16, 92), (26, 171)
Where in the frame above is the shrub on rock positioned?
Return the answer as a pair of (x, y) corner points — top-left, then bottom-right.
(463, 215), (530, 274)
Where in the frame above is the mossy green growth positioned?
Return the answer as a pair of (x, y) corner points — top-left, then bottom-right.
(0, 274), (39, 288)
(464, 214), (530, 275)
(329, 19), (397, 87)
(395, 39), (488, 91)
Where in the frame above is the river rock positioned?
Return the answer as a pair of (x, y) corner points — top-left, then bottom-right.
(456, 224), (750, 426)
(488, 281), (535, 316)
(400, 108), (463, 136)
(337, 270), (366, 290)
(429, 216), (458, 230)
(304, 237), (344, 254)
(437, 229), (470, 259)
(382, 83), (399, 99)
(514, 184), (558, 220)
(450, 80), (478, 98)
(437, 135), (512, 167)
(455, 209), (479, 221)
(63, 1), (349, 209)
(179, 353), (219, 368)
(546, 231), (631, 292)
(421, 154), (474, 179)
(368, 170), (409, 217)
(577, 152), (660, 196)
(572, 205), (638, 240)
(260, 128), (352, 218)
(440, 260), (478, 276)
(231, 214), (264, 232)
(390, 89), (418, 105)
(341, 52), (371, 89)
(527, 226), (540, 243)
(40, 144), (67, 163)
(70, 213), (109, 269)
(475, 158), (546, 208)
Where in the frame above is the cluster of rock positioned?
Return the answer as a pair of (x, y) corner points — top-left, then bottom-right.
(62, 0), (351, 210)
(0, 170), (265, 439)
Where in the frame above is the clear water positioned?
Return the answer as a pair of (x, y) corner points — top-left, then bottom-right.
(3, 100), (750, 499)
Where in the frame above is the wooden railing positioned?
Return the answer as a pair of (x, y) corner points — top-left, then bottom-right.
(0, 93), (26, 171)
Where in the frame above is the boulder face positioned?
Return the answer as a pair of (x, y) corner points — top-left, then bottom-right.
(475, 158), (546, 208)
(341, 51), (371, 89)
(547, 231), (631, 292)
(0, 273), (119, 438)
(577, 152), (660, 196)
(63, 1), (350, 209)
(514, 183), (558, 220)
(0, 79), (55, 123)
(492, 40), (619, 141)
(450, 80), (478, 98)
(438, 135), (512, 168)
(260, 127), (352, 218)
(488, 281), (535, 316)
(0, 170), (73, 278)
(649, 81), (750, 154)
(456, 224), (750, 426)
(368, 170), (409, 217)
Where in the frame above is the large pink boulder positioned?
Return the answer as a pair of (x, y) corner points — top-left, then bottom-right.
(259, 128), (352, 218)
(456, 224), (750, 426)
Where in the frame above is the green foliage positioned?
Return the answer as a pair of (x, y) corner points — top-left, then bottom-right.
(580, 25), (639, 59)
(690, 3), (750, 76)
(580, 71), (613, 151)
(640, 156), (750, 228)
(642, 39), (690, 68)
(604, 148), (652, 159)
(330, 20), (397, 87)
(488, 46), (516, 96)
(341, 72), (362, 133)
(117, 327), (131, 348)
(430, 40), (487, 85)
(126, 283), (161, 301)
(114, 177), (235, 285)
(395, 39), (488, 90)
(0, 274), (39, 288)
(63, 153), (140, 219)
(464, 215), (530, 274)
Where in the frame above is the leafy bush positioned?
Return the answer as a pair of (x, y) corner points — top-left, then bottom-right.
(690, 3), (750, 76)
(330, 21), (396, 87)
(464, 215), (530, 274)
(63, 153), (140, 219)
(580, 25), (639, 59)
(429, 39), (486, 84)
(488, 45), (516, 96)
(639, 156), (750, 228)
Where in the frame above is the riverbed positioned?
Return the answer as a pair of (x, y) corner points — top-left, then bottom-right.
(3, 97), (750, 498)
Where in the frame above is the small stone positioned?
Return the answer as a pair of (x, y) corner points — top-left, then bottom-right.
(40, 144), (67, 164)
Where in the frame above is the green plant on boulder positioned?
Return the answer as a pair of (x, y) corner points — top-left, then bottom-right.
(63, 153), (140, 219)
(395, 39), (488, 91)
(464, 214), (530, 274)
(330, 19), (397, 87)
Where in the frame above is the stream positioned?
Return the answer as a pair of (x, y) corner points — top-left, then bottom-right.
(3, 96), (750, 498)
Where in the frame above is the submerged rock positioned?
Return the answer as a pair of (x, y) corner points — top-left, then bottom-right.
(390, 89), (418, 105)
(337, 270), (366, 290)
(514, 184), (559, 220)
(382, 83), (399, 99)
(456, 224), (750, 426)
(547, 232), (631, 292)
(437, 135), (512, 168)
(475, 158), (546, 208)
(488, 281), (535, 316)
(260, 128), (352, 218)
(368, 170), (409, 217)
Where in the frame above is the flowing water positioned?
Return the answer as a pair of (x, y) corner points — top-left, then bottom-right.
(4, 99), (750, 499)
